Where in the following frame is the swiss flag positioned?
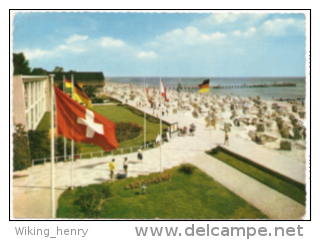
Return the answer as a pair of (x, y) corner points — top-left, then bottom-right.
(54, 86), (118, 151)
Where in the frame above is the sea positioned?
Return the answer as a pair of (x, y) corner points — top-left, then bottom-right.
(106, 77), (306, 101)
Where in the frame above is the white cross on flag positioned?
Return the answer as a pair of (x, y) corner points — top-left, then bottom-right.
(54, 86), (118, 151)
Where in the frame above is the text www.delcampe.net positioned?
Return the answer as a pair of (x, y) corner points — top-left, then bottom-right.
(135, 224), (303, 239)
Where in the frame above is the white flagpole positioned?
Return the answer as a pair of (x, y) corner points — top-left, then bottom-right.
(71, 74), (75, 190)
(160, 78), (162, 173)
(144, 78), (146, 150)
(63, 75), (67, 161)
(49, 74), (55, 218)
(178, 78), (181, 129)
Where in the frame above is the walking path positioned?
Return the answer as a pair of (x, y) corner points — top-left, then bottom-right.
(12, 111), (306, 219)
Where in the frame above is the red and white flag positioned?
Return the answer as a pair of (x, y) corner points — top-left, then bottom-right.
(146, 85), (152, 103)
(54, 86), (118, 151)
(160, 79), (169, 102)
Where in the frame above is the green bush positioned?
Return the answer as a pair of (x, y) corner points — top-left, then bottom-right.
(55, 136), (82, 159)
(92, 97), (104, 103)
(13, 124), (31, 171)
(29, 131), (82, 162)
(75, 188), (102, 217)
(28, 130), (50, 160)
(115, 122), (142, 143)
(94, 185), (113, 198)
(180, 164), (196, 174)
(124, 172), (172, 190)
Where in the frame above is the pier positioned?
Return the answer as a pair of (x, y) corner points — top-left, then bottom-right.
(167, 82), (296, 90)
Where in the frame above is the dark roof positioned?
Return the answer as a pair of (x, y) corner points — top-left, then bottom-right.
(48, 71), (105, 83)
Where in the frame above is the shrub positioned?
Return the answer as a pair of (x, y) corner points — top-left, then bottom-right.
(13, 124), (31, 171)
(75, 188), (102, 217)
(124, 172), (173, 190)
(101, 185), (113, 198)
(91, 97), (104, 103)
(28, 130), (50, 160)
(115, 122), (142, 143)
(93, 184), (113, 198)
(180, 164), (196, 174)
(55, 136), (82, 159)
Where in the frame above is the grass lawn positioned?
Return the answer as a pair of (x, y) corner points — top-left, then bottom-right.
(83, 104), (168, 152)
(57, 165), (268, 219)
(36, 112), (51, 131)
(208, 150), (306, 205)
(35, 105), (167, 153)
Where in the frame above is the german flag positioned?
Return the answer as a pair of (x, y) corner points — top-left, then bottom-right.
(198, 79), (210, 93)
(73, 82), (93, 108)
(64, 79), (91, 107)
(65, 78), (83, 89)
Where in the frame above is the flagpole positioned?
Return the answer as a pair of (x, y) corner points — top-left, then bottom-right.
(159, 78), (162, 173)
(144, 78), (146, 150)
(71, 74), (75, 190)
(178, 78), (181, 130)
(49, 74), (56, 218)
(63, 75), (67, 162)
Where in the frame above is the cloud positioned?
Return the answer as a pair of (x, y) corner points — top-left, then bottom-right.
(57, 44), (85, 53)
(261, 18), (305, 36)
(137, 51), (157, 59)
(154, 26), (226, 46)
(23, 48), (52, 59)
(19, 35), (89, 59)
(212, 13), (239, 24)
(100, 37), (125, 48)
(65, 34), (88, 44)
(232, 27), (256, 37)
(195, 13), (239, 27)
(193, 13), (268, 29)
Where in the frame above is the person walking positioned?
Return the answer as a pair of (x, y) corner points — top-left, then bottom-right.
(224, 131), (229, 146)
(109, 159), (115, 181)
(123, 157), (128, 175)
(137, 147), (143, 163)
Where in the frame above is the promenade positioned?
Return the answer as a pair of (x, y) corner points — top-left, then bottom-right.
(12, 105), (306, 219)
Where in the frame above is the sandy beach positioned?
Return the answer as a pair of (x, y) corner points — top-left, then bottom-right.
(101, 81), (307, 166)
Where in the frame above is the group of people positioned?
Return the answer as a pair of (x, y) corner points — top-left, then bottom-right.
(179, 123), (197, 136)
(108, 147), (143, 181)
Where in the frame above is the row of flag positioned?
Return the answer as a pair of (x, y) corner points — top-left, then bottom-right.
(146, 79), (210, 103)
(56, 78), (210, 152)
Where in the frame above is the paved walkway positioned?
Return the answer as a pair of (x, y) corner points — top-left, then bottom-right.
(12, 105), (307, 219)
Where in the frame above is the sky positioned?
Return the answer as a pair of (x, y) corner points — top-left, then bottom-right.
(12, 11), (306, 77)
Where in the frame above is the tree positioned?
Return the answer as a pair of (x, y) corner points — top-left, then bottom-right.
(53, 66), (64, 72)
(31, 68), (47, 75)
(83, 85), (97, 98)
(13, 53), (31, 75)
(13, 124), (31, 171)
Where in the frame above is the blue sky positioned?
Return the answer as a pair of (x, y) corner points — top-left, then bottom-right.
(12, 11), (306, 77)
